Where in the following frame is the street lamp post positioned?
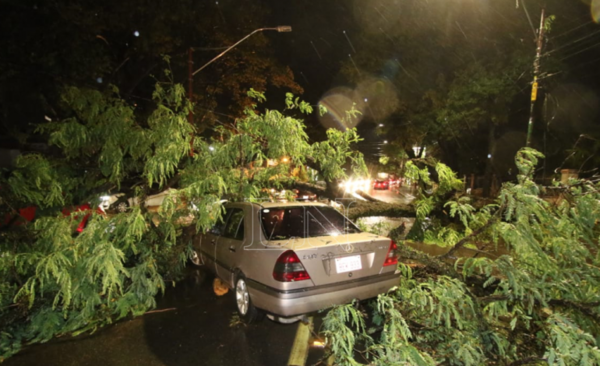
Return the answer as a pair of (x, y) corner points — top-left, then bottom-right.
(186, 26), (291, 155)
(192, 26), (292, 76)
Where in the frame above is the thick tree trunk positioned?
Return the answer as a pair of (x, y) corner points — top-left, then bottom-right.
(347, 201), (415, 221)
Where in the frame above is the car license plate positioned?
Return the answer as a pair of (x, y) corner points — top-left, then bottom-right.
(335, 255), (362, 273)
(302, 195), (308, 199)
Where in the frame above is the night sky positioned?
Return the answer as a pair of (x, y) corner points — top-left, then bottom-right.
(2, 0), (600, 169)
(262, 0), (600, 163)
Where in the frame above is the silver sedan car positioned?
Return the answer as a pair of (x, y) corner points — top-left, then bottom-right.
(192, 201), (400, 323)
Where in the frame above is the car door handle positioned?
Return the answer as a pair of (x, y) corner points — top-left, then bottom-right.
(229, 246), (236, 252)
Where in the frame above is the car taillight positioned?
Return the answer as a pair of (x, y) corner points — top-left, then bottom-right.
(273, 250), (311, 282)
(383, 240), (398, 266)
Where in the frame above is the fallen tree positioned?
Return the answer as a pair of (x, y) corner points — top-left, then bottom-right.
(323, 148), (600, 366)
(347, 201), (415, 221)
(0, 83), (366, 360)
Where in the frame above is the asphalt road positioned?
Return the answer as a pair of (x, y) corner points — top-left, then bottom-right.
(4, 267), (324, 366)
(368, 185), (415, 204)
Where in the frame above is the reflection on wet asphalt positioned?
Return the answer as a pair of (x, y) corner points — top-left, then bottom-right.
(369, 186), (415, 204)
(4, 267), (315, 366)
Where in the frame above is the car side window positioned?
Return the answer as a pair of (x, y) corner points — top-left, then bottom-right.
(209, 208), (230, 235)
(222, 209), (244, 240)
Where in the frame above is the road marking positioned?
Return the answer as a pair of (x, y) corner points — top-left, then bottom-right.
(287, 317), (313, 366)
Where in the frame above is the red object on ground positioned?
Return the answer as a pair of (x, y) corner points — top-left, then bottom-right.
(61, 203), (104, 233)
(3, 202), (102, 232)
(3, 205), (37, 226)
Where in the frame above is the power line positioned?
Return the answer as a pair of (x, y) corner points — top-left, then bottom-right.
(520, 0), (537, 38)
(558, 39), (600, 62)
(544, 28), (600, 57)
(530, 53), (600, 82)
(549, 20), (595, 40)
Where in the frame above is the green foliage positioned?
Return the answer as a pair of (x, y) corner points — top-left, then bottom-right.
(284, 92), (313, 114)
(545, 15), (557, 33)
(545, 314), (600, 366)
(444, 197), (476, 230)
(322, 302), (369, 366)
(7, 155), (66, 208)
(356, 219), (392, 237)
(402, 158), (464, 242)
(325, 148), (600, 365)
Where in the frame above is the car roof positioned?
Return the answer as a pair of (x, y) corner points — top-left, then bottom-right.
(222, 201), (330, 210)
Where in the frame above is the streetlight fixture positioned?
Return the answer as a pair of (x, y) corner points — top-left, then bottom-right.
(192, 26), (292, 76)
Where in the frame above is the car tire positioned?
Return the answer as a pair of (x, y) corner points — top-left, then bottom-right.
(235, 275), (264, 324)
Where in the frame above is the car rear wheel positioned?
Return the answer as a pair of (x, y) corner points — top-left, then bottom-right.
(235, 275), (264, 324)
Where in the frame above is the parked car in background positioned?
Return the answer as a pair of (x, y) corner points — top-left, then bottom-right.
(101, 189), (179, 214)
(293, 189), (317, 202)
(388, 175), (400, 187)
(373, 179), (389, 190)
(192, 201), (400, 323)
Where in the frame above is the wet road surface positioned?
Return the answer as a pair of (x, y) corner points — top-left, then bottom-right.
(368, 185), (415, 204)
(5, 268), (324, 366)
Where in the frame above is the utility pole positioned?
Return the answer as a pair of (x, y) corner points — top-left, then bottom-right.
(188, 47), (194, 156)
(188, 47), (194, 124)
(526, 7), (546, 147)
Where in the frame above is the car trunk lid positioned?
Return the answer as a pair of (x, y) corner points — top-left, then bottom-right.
(279, 233), (394, 286)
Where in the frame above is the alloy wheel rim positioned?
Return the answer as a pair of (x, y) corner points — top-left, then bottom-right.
(117, 202), (128, 212)
(236, 279), (249, 315)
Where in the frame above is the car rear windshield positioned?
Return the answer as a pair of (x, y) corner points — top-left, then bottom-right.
(260, 206), (361, 240)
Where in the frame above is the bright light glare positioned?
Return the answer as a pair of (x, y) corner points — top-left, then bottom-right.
(209, 146), (215, 151)
(341, 178), (371, 193)
(134, 30), (140, 37)
(312, 340), (325, 348)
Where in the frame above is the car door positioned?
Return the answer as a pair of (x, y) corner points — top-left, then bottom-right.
(215, 207), (245, 287)
(199, 209), (230, 271)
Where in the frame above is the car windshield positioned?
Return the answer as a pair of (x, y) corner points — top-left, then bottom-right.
(260, 206), (361, 240)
